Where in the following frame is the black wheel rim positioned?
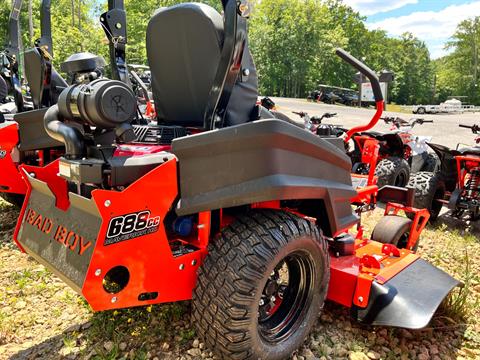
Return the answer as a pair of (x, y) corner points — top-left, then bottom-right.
(396, 232), (410, 249)
(258, 251), (316, 343)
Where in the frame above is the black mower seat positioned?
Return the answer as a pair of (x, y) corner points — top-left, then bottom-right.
(24, 48), (67, 108)
(146, 3), (258, 128)
(24, 48), (46, 108)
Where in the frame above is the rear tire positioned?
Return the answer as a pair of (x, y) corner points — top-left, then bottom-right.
(407, 172), (445, 221)
(192, 210), (330, 360)
(371, 215), (418, 251)
(375, 157), (410, 188)
(421, 153), (440, 173)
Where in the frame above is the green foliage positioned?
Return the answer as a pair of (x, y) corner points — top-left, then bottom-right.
(0, 0), (106, 68)
(436, 17), (480, 105)
(249, 0), (435, 104)
(0, 0), (477, 104)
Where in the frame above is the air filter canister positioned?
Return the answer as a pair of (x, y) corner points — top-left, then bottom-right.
(58, 78), (136, 129)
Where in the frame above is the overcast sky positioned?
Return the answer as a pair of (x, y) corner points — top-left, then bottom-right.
(342, 0), (480, 59)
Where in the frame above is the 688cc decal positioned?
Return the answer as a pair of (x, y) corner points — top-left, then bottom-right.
(105, 210), (160, 246)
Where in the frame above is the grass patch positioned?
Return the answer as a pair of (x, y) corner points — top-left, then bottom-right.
(0, 206), (479, 359)
(385, 103), (412, 114)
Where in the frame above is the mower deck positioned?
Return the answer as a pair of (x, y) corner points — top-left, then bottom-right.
(328, 238), (459, 328)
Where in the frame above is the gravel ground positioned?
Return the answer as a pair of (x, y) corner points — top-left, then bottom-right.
(0, 199), (479, 360)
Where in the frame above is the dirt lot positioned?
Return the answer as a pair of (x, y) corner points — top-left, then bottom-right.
(0, 198), (479, 360)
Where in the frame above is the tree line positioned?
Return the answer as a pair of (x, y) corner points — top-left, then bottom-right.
(0, 0), (478, 105)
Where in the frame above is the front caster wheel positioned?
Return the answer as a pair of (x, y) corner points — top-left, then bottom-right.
(371, 215), (417, 251)
(192, 210), (330, 360)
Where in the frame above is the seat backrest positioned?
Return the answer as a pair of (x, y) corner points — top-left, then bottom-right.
(24, 48), (46, 108)
(146, 3), (257, 128)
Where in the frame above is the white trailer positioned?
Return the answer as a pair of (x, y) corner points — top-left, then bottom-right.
(412, 99), (480, 114)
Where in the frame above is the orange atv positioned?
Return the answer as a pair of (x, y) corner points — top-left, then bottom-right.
(13, 1), (458, 359)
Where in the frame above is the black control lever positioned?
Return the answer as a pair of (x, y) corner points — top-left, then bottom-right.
(336, 48), (383, 103)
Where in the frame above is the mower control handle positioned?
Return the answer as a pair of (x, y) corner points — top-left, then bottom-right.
(337, 48), (385, 141)
(336, 48), (383, 102)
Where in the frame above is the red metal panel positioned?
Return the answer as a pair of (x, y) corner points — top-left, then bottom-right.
(327, 255), (359, 307)
(83, 159), (207, 311)
(0, 122), (26, 194)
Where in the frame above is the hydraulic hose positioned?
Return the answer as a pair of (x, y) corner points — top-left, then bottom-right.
(44, 104), (85, 159)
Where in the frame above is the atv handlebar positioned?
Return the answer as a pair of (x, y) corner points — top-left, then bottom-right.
(311, 112), (337, 124)
(293, 112), (337, 124)
(381, 117), (433, 128)
(336, 48), (383, 102)
(460, 124), (480, 134)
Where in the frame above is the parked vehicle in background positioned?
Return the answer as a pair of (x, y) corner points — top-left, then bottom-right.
(412, 99), (480, 114)
(409, 124), (480, 221)
(308, 85), (360, 106)
(338, 91), (359, 106)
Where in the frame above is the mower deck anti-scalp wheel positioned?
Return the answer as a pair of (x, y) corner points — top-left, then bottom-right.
(0, 193), (24, 208)
(371, 215), (417, 251)
(407, 171), (446, 221)
(192, 210), (330, 360)
(375, 156), (410, 188)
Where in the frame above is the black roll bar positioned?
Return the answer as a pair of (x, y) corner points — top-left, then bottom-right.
(203, 0), (250, 130)
(6, 0), (21, 60)
(5, 0), (24, 112)
(36, 0), (53, 57)
(100, 0), (130, 86)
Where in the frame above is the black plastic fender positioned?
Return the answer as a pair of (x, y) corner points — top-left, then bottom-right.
(428, 143), (459, 192)
(172, 119), (359, 237)
(364, 131), (404, 157)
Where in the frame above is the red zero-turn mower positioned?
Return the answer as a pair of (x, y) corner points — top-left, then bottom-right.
(0, 0), (145, 207)
(409, 124), (480, 221)
(14, 1), (459, 359)
(0, 0), (68, 206)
